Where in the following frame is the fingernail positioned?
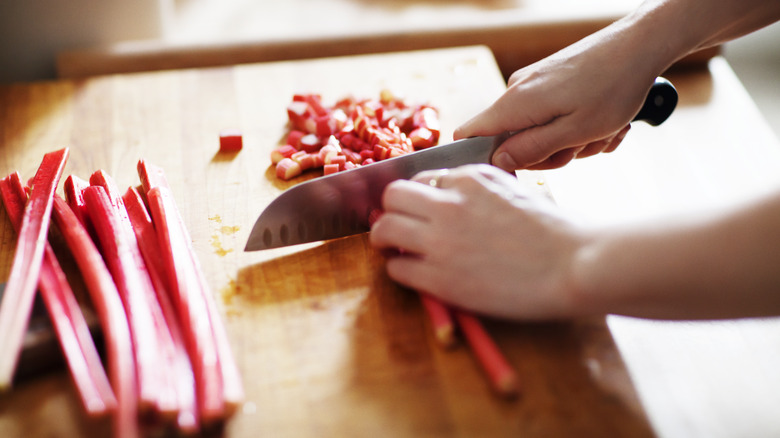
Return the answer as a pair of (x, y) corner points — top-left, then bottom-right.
(494, 151), (517, 171)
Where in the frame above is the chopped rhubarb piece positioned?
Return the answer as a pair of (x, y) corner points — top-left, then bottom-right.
(0, 172), (116, 415)
(373, 144), (389, 161)
(409, 127), (436, 149)
(286, 101), (312, 132)
(455, 311), (519, 397)
(421, 295), (456, 348)
(219, 129), (243, 152)
(290, 151), (317, 171)
(315, 115), (335, 137)
(0, 148), (69, 389)
(276, 158), (303, 180)
(304, 94), (329, 117)
(319, 144), (339, 164)
(286, 130), (306, 149)
(379, 88), (395, 103)
(331, 108), (348, 131)
(271, 145), (297, 165)
(329, 155), (347, 170)
(414, 107), (441, 141)
(299, 133), (321, 153)
(323, 163), (339, 176)
(388, 147), (405, 159)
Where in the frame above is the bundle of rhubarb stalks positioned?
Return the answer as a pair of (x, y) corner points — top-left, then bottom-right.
(0, 148), (243, 437)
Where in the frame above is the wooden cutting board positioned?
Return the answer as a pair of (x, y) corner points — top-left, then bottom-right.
(0, 46), (653, 437)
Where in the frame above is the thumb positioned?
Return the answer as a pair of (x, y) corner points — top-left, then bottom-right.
(492, 118), (582, 171)
(454, 90), (547, 141)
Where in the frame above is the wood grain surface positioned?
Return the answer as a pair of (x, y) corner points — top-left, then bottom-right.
(0, 46), (654, 437)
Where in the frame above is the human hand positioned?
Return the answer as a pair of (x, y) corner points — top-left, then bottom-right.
(454, 29), (658, 171)
(369, 164), (591, 320)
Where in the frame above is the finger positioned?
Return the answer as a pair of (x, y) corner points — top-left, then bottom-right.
(369, 212), (430, 254)
(410, 168), (450, 188)
(382, 179), (445, 220)
(491, 116), (588, 171)
(575, 139), (611, 159)
(384, 256), (444, 296)
(604, 124), (631, 153)
(461, 163), (519, 187)
(524, 146), (581, 170)
(454, 84), (556, 141)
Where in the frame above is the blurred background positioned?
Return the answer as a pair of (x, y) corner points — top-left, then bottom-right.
(1, 0), (778, 137)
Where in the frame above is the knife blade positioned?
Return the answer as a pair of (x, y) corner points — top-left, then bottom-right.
(245, 77), (677, 251)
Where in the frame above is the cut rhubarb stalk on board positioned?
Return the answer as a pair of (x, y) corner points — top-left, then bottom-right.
(123, 186), (199, 433)
(0, 172), (115, 415)
(64, 174), (93, 229)
(454, 311), (519, 398)
(420, 295), (456, 348)
(139, 159), (243, 417)
(82, 184), (169, 415)
(0, 148), (69, 390)
(89, 170), (179, 416)
(146, 186), (226, 422)
(51, 193), (139, 438)
(219, 129), (243, 153)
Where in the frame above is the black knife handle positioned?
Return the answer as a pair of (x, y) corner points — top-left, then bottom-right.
(632, 76), (678, 126)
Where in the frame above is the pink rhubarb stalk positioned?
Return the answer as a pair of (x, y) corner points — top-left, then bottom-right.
(146, 186), (226, 422)
(0, 171), (115, 414)
(0, 148), (69, 389)
(454, 311), (519, 397)
(140, 160), (243, 417)
(123, 186), (199, 433)
(420, 295), (456, 348)
(51, 192), (139, 438)
(82, 184), (171, 415)
(89, 170), (180, 416)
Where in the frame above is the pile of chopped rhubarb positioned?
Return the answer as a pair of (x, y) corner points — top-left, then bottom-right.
(0, 149), (243, 437)
(272, 90), (441, 180)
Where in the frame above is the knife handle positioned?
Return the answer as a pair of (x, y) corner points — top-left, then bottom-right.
(632, 76), (678, 126)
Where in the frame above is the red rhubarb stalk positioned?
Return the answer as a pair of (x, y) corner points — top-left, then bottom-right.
(420, 295), (456, 348)
(454, 311), (519, 397)
(0, 172), (115, 414)
(89, 171), (180, 416)
(0, 148), (69, 389)
(51, 193), (139, 438)
(147, 186), (225, 422)
(64, 174), (92, 229)
(140, 160), (244, 414)
(82, 184), (170, 414)
(123, 186), (199, 433)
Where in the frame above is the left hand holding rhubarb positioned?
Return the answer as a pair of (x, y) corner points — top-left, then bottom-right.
(369, 164), (589, 320)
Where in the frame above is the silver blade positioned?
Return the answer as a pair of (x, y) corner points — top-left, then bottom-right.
(245, 135), (503, 250)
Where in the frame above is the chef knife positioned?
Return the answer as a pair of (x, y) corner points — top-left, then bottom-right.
(246, 77), (678, 251)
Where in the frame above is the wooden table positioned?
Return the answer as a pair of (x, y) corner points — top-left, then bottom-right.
(1, 45), (780, 437)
